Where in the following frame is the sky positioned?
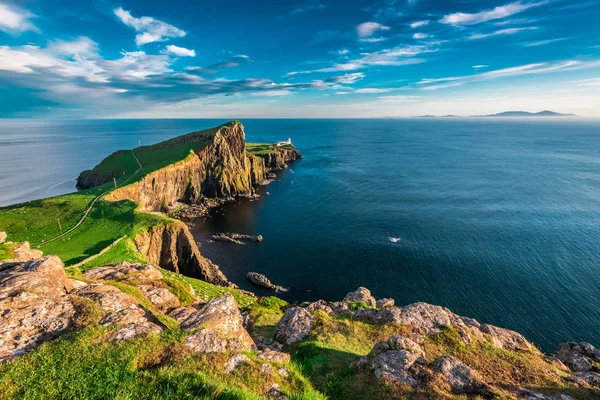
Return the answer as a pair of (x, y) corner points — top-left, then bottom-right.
(0, 0), (599, 118)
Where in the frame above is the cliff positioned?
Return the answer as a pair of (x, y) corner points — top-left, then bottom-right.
(133, 221), (229, 287)
(104, 121), (301, 212)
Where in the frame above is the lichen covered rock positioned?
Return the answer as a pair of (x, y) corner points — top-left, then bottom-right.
(275, 307), (314, 345)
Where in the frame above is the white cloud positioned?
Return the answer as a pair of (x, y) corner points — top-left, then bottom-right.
(523, 38), (567, 47)
(472, 65), (489, 69)
(0, 2), (38, 34)
(114, 7), (186, 46)
(338, 49), (349, 55)
(48, 37), (99, 57)
(410, 20), (429, 28)
(356, 22), (390, 38)
(413, 33), (428, 39)
(251, 90), (292, 96)
(440, 1), (547, 26)
(568, 78), (600, 87)
(468, 27), (538, 40)
(163, 45), (196, 57)
(355, 88), (392, 93)
(418, 59), (600, 90)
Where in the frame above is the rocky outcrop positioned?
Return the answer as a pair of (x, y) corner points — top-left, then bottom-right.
(0, 231), (7, 244)
(343, 287), (377, 307)
(275, 307), (314, 345)
(182, 295), (255, 353)
(247, 272), (278, 290)
(0, 241), (44, 263)
(82, 262), (163, 282)
(258, 145), (302, 171)
(133, 221), (229, 286)
(430, 356), (487, 394)
(0, 256), (75, 362)
(556, 342), (600, 373)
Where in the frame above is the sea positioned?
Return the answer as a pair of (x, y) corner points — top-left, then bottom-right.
(1, 118), (600, 352)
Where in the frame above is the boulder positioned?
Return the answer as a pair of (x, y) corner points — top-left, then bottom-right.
(224, 354), (252, 373)
(185, 329), (229, 353)
(306, 300), (333, 314)
(167, 306), (199, 324)
(137, 285), (181, 312)
(75, 283), (155, 327)
(376, 298), (395, 309)
(0, 256), (75, 362)
(258, 349), (291, 364)
(247, 272), (277, 289)
(82, 263), (163, 283)
(571, 371), (600, 388)
(556, 342), (600, 373)
(107, 321), (163, 341)
(180, 295), (254, 351)
(10, 242), (43, 262)
(479, 324), (531, 352)
(260, 363), (275, 376)
(275, 307), (314, 345)
(254, 335), (284, 351)
(0, 231), (6, 244)
(429, 356), (486, 394)
(343, 287), (376, 308)
(367, 336), (425, 386)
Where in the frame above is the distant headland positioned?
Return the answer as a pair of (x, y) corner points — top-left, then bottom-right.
(416, 110), (577, 118)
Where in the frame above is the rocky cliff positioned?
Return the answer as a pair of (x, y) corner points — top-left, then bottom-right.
(133, 221), (229, 287)
(105, 121), (300, 212)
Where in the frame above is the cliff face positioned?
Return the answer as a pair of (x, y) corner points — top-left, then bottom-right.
(133, 221), (229, 287)
(260, 146), (302, 171)
(105, 121), (299, 212)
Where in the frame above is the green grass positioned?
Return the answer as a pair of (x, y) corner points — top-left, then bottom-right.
(0, 193), (96, 245)
(246, 143), (277, 156)
(39, 199), (168, 266)
(0, 242), (16, 260)
(162, 277), (197, 307)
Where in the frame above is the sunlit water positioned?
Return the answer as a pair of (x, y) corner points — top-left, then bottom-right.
(1, 118), (599, 352)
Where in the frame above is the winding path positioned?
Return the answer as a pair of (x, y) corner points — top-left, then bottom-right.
(36, 150), (142, 247)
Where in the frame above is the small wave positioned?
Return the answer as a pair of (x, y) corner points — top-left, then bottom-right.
(388, 237), (401, 243)
(276, 287), (289, 293)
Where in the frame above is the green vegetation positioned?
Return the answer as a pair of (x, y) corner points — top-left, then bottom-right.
(0, 193), (96, 245)
(0, 242), (16, 260)
(246, 143), (277, 156)
(39, 199), (168, 266)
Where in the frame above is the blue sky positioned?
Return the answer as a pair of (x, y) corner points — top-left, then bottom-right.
(0, 0), (599, 117)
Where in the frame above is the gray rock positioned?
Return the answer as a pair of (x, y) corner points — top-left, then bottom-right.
(260, 363), (275, 375)
(430, 356), (486, 394)
(556, 342), (600, 372)
(376, 298), (395, 309)
(480, 324), (531, 352)
(572, 371), (600, 388)
(82, 263), (163, 283)
(247, 272), (277, 289)
(185, 329), (241, 354)
(258, 349), (291, 364)
(254, 335), (284, 351)
(275, 307), (314, 345)
(343, 287), (376, 308)
(107, 321), (163, 341)
(371, 350), (421, 386)
(137, 284), (181, 313)
(224, 354), (251, 373)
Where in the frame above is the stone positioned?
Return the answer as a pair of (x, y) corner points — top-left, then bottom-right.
(185, 329), (229, 353)
(68, 279), (89, 292)
(275, 307), (314, 345)
(371, 351), (421, 386)
(224, 354), (251, 373)
(343, 287), (376, 308)
(517, 389), (576, 400)
(572, 372), (600, 388)
(260, 363), (275, 376)
(430, 356), (486, 394)
(254, 335), (284, 351)
(369, 336), (424, 359)
(168, 306), (199, 324)
(108, 321), (163, 341)
(0, 231), (6, 244)
(180, 295), (254, 351)
(480, 324), (531, 352)
(0, 256), (75, 362)
(82, 263), (163, 283)
(556, 342), (600, 373)
(376, 298), (395, 309)
(10, 242), (43, 262)
(278, 367), (290, 377)
(306, 300), (333, 314)
(75, 283), (154, 326)
(258, 349), (291, 364)
(137, 284), (180, 312)
(247, 272), (277, 289)
(267, 383), (288, 400)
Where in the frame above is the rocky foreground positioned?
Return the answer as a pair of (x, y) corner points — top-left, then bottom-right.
(1, 247), (599, 399)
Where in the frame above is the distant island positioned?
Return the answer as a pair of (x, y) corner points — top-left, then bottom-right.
(416, 110), (576, 118)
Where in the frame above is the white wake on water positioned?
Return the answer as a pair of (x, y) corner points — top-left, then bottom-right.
(388, 237), (401, 243)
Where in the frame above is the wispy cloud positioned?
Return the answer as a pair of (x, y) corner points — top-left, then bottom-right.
(522, 37), (567, 47)
(413, 33), (428, 39)
(440, 1), (547, 26)
(356, 22), (390, 38)
(355, 88), (392, 93)
(163, 45), (196, 57)
(473, 65), (489, 69)
(114, 7), (186, 46)
(0, 2), (38, 34)
(291, 1), (326, 15)
(468, 27), (538, 40)
(418, 59), (600, 90)
(410, 20), (429, 28)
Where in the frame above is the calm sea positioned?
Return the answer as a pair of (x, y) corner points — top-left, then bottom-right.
(1, 118), (600, 352)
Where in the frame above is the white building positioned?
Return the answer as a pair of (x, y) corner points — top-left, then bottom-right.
(275, 138), (292, 147)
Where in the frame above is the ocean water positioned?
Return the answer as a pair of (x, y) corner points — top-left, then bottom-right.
(1, 118), (600, 352)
